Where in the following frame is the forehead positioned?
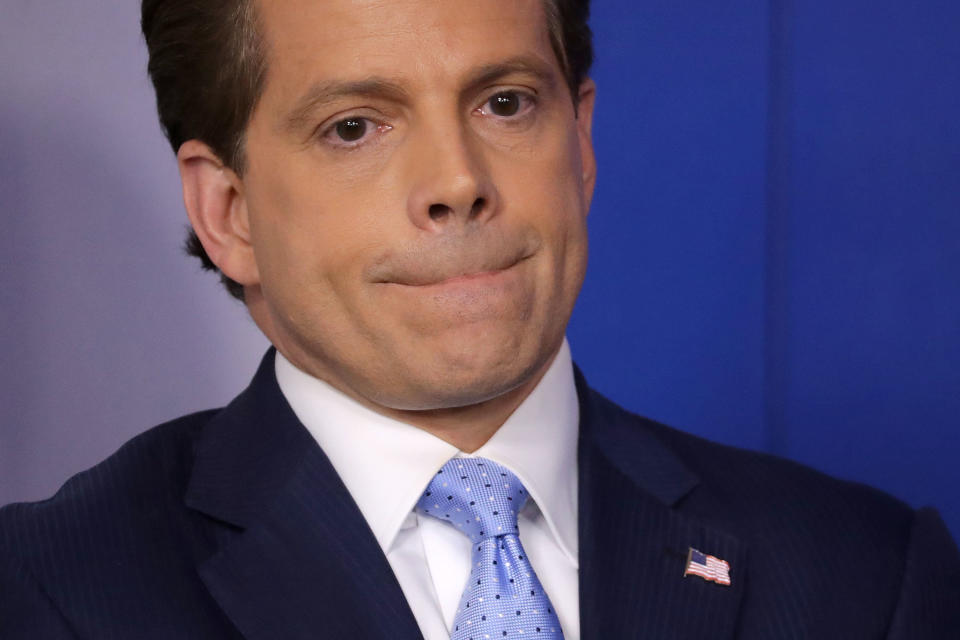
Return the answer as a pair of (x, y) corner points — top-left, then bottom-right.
(253, 0), (556, 96)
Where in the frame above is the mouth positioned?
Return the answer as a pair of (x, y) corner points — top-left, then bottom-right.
(370, 240), (535, 288)
(390, 256), (529, 288)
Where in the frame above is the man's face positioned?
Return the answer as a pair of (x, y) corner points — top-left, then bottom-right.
(239, 0), (595, 411)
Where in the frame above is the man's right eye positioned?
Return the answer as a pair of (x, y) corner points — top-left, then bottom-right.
(335, 118), (367, 142)
(321, 116), (390, 148)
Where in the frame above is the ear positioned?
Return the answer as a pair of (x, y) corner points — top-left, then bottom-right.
(177, 140), (260, 287)
(575, 78), (597, 210)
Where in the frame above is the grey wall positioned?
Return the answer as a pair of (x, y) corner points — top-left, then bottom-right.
(1, 1), (268, 505)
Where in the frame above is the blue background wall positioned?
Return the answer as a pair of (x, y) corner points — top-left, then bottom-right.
(2, 2), (957, 539)
(571, 0), (959, 538)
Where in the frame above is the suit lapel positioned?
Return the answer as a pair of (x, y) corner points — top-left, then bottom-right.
(576, 371), (747, 639)
(180, 350), (746, 639)
(184, 350), (423, 640)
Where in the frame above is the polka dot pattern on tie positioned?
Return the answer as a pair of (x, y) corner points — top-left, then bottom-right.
(416, 458), (564, 639)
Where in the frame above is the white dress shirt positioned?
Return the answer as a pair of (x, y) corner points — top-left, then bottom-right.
(274, 340), (580, 640)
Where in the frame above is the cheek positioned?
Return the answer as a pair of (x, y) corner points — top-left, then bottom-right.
(533, 132), (590, 296)
(248, 162), (393, 281)
(499, 129), (588, 237)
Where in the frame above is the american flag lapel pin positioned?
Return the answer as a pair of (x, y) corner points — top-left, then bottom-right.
(684, 547), (731, 586)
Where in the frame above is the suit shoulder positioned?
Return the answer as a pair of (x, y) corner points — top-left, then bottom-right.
(0, 409), (220, 554)
(581, 387), (960, 637)
(587, 388), (916, 539)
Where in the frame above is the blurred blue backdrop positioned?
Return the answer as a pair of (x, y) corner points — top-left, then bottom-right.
(571, 0), (959, 538)
(2, 2), (957, 540)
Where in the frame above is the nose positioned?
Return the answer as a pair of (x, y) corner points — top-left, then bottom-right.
(405, 120), (499, 232)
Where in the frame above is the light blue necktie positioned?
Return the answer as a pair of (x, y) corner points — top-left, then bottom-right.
(416, 457), (565, 639)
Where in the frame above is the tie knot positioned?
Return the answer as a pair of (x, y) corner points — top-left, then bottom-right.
(416, 458), (528, 543)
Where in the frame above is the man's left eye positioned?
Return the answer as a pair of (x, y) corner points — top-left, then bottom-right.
(489, 92), (521, 116)
(479, 91), (533, 118)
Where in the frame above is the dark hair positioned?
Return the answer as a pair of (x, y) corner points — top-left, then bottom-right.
(142, 0), (593, 301)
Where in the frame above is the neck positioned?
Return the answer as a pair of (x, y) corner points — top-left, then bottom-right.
(384, 367), (550, 452)
(247, 291), (557, 452)
(287, 352), (554, 453)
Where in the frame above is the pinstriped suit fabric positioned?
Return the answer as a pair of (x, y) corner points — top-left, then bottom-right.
(1, 350), (958, 638)
(577, 381), (960, 638)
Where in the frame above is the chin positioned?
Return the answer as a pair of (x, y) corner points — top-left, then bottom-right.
(384, 329), (555, 410)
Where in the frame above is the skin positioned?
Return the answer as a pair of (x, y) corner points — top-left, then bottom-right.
(178, 0), (596, 451)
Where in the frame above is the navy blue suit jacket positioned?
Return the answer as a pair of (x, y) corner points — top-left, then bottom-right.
(2, 350), (959, 638)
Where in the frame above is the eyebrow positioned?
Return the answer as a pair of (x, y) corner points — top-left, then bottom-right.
(465, 55), (558, 95)
(280, 54), (558, 134)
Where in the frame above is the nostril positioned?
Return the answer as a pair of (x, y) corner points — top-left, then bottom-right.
(469, 197), (486, 219)
(428, 203), (451, 221)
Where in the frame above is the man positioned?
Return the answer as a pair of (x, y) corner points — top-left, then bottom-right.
(1, 0), (958, 638)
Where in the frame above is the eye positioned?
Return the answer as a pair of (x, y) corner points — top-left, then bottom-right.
(321, 115), (390, 148)
(335, 118), (368, 142)
(489, 92), (521, 117)
(477, 90), (536, 120)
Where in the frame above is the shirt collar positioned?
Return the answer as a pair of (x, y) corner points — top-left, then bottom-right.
(274, 339), (579, 566)
(470, 340), (579, 564)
